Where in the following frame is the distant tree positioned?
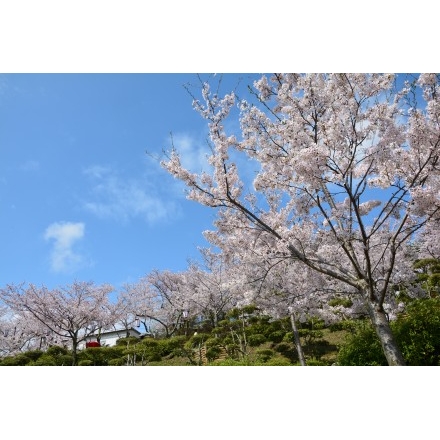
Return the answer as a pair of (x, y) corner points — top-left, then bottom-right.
(120, 271), (191, 338)
(0, 281), (115, 365)
(185, 249), (238, 329)
(162, 73), (440, 365)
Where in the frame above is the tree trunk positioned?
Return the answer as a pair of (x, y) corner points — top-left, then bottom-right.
(366, 300), (406, 366)
(290, 311), (307, 366)
(72, 340), (78, 366)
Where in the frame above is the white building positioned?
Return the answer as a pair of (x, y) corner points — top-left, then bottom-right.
(78, 327), (143, 350)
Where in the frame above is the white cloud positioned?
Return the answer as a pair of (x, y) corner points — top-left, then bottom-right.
(44, 221), (85, 273)
(83, 164), (111, 179)
(171, 132), (211, 173)
(83, 166), (179, 224)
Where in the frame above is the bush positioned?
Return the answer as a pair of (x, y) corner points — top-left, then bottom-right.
(328, 298), (353, 308)
(283, 332), (294, 343)
(255, 348), (275, 362)
(206, 346), (222, 362)
(306, 358), (329, 366)
(33, 355), (58, 366)
(267, 330), (286, 344)
(46, 346), (69, 357)
(0, 354), (31, 366)
(108, 358), (125, 366)
(25, 350), (44, 362)
(337, 298), (440, 365)
(210, 358), (256, 366)
(78, 359), (94, 366)
(274, 342), (292, 353)
(205, 337), (221, 348)
(337, 322), (387, 366)
(247, 334), (267, 347)
(157, 336), (187, 357)
(328, 320), (358, 332)
(392, 298), (440, 365)
(264, 356), (292, 366)
(57, 354), (74, 366)
(78, 346), (124, 366)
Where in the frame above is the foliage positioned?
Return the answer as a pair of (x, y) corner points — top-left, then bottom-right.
(328, 320), (359, 333)
(264, 356), (292, 366)
(267, 330), (286, 344)
(328, 298), (353, 308)
(78, 346), (125, 366)
(255, 348), (276, 362)
(32, 355), (58, 366)
(206, 346), (223, 362)
(305, 358), (330, 366)
(0, 353), (32, 366)
(247, 334), (267, 347)
(413, 258), (440, 297)
(108, 358), (125, 366)
(337, 321), (388, 366)
(392, 298), (440, 365)
(24, 350), (44, 361)
(338, 298), (440, 365)
(115, 336), (140, 346)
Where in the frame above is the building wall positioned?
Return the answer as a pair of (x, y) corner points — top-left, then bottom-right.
(77, 328), (140, 350)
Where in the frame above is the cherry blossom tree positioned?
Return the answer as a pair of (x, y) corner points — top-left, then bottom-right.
(0, 281), (115, 365)
(117, 278), (164, 336)
(0, 305), (43, 357)
(185, 249), (238, 329)
(162, 73), (440, 365)
(120, 270), (193, 337)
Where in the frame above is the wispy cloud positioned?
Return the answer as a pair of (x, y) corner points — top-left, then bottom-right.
(44, 221), (85, 273)
(83, 165), (179, 224)
(171, 132), (211, 173)
(19, 160), (40, 172)
(169, 131), (259, 193)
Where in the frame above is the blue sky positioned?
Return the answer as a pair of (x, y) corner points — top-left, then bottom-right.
(0, 73), (426, 292)
(0, 73), (260, 291)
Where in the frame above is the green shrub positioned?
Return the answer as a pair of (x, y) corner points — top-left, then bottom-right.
(189, 333), (206, 345)
(248, 334), (267, 347)
(78, 346), (124, 366)
(206, 346), (222, 362)
(108, 358), (125, 366)
(267, 330), (286, 344)
(337, 322), (387, 366)
(78, 359), (93, 366)
(205, 337), (221, 348)
(115, 336), (140, 346)
(306, 358), (329, 366)
(274, 342), (292, 353)
(157, 336), (187, 357)
(392, 298), (440, 365)
(337, 298), (440, 366)
(25, 350), (44, 362)
(328, 298), (353, 308)
(46, 346), (69, 357)
(283, 331), (294, 343)
(255, 348), (275, 362)
(329, 320), (358, 332)
(0, 354), (31, 366)
(210, 358), (256, 366)
(264, 356), (292, 366)
(33, 355), (58, 366)
(57, 354), (74, 366)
